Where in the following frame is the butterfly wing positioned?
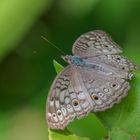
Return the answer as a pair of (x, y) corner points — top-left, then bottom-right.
(78, 67), (130, 112)
(85, 54), (137, 80)
(97, 54), (138, 71)
(47, 65), (94, 130)
(72, 30), (122, 58)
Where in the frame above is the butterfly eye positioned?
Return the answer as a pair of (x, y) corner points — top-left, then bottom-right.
(72, 99), (79, 106)
(92, 94), (99, 100)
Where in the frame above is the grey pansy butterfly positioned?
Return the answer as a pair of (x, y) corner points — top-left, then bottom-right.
(46, 30), (137, 129)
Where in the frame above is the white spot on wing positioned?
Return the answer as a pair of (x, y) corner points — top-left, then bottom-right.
(52, 113), (58, 122)
(61, 107), (67, 116)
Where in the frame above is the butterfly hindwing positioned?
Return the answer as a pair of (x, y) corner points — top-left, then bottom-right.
(96, 54), (137, 71)
(78, 67), (130, 111)
(85, 54), (137, 80)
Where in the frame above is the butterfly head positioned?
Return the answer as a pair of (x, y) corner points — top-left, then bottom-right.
(61, 55), (72, 64)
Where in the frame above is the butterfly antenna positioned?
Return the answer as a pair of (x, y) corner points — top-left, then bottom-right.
(41, 36), (66, 55)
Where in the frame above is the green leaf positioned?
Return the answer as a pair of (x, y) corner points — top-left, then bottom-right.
(68, 113), (107, 140)
(59, 0), (99, 18)
(53, 60), (64, 73)
(48, 129), (89, 140)
(96, 71), (140, 140)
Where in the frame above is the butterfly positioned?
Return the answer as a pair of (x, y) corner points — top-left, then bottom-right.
(46, 30), (137, 129)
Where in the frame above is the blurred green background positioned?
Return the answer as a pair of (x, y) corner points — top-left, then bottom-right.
(0, 0), (140, 140)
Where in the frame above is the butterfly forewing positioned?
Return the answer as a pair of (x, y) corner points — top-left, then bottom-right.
(72, 30), (122, 58)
